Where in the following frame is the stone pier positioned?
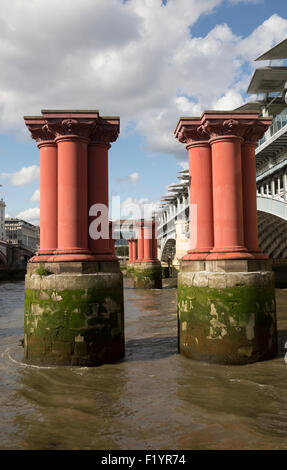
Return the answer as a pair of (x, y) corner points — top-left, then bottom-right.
(24, 110), (124, 366)
(133, 221), (162, 289)
(175, 111), (277, 364)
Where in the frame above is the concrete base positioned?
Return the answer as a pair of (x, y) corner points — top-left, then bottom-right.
(24, 261), (125, 366)
(133, 261), (162, 289)
(178, 260), (277, 365)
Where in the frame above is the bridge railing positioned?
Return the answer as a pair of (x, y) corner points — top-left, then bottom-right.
(257, 173), (287, 202)
(258, 109), (287, 147)
(157, 200), (189, 235)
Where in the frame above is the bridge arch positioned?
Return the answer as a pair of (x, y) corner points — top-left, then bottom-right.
(258, 211), (287, 258)
(257, 195), (287, 222)
(161, 238), (176, 264)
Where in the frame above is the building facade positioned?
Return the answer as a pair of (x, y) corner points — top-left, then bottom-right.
(0, 198), (6, 241)
(5, 219), (40, 251)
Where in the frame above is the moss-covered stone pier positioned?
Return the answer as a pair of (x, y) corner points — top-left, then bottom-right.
(178, 259), (277, 364)
(24, 261), (124, 366)
(133, 261), (162, 289)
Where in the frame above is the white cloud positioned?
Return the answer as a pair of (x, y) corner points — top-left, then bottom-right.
(0, 2), (285, 162)
(116, 172), (139, 185)
(120, 196), (160, 218)
(0, 165), (40, 186)
(213, 90), (244, 110)
(178, 161), (189, 171)
(237, 14), (287, 62)
(228, 0), (263, 4)
(30, 189), (40, 202)
(16, 207), (40, 224)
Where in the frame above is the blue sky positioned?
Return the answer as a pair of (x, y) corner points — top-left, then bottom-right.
(1, 0), (287, 223)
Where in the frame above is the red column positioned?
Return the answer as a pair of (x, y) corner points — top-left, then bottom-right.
(200, 114), (258, 260)
(88, 141), (113, 260)
(208, 135), (248, 259)
(134, 239), (138, 261)
(130, 239), (136, 262)
(241, 141), (261, 256)
(128, 240), (132, 262)
(152, 222), (158, 261)
(143, 223), (153, 262)
(136, 222), (144, 262)
(55, 135), (92, 260)
(175, 121), (213, 260)
(241, 119), (271, 258)
(38, 141), (58, 256)
(87, 120), (119, 261)
(24, 118), (58, 262)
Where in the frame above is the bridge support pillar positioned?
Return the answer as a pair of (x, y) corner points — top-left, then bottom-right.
(134, 221), (162, 289)
(24, 110), (124, 366)
(175, 111), (277, 364)
(127, 239), (136, 277)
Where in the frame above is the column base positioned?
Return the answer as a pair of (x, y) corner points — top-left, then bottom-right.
(133, 261), (162, 289)
(182, 250), (211, 261)
(24, 261), (124, 366)
(178, 261), (277, 365)
(206, 248), (254, 260)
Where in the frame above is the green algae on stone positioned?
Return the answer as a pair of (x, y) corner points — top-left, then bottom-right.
(133, 264), (162, 289)
(24, 272), (125, 366)
(177, 274), (277, 365)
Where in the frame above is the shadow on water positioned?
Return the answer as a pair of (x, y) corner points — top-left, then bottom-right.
(125, 335), (178, 361)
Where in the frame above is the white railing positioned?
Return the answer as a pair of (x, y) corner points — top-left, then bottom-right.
(258, 109), (287, 147)
(257, 173), (287, 202)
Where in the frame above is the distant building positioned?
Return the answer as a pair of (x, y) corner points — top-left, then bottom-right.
(5, 218), (40, 251)
(0, 198), (5, 241)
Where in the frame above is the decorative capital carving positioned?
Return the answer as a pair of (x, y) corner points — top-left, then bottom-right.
(26, 122), (55, 143)
(200, 116), (272, 142)
(90, 120), (119, 145)
(241, 120), (271, 143)
(176, 124), (209, 145)
(44, 118), (96, 139)
(201, 119), (244, 138)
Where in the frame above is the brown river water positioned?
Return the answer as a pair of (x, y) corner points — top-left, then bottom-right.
(1, 278), (287, 450)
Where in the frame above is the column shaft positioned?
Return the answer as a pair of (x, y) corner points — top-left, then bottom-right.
(241, 141), (265, 257)
(88, 143), (114, 259)
(38, 141), (58, 255)
(131, 239), (137, 262)
(143, 225), (153, 262)
(56, 137), (89, 254)
(208, 136), (249, 259)
(184, 141), (213, 260)
(136, 224), (144, 261)
(128, 240), (132, 262)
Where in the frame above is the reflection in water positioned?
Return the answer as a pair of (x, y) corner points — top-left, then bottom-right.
(0, 279), (287, 449)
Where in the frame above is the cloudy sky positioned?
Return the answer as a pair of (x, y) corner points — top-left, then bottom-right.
(0, 0), (287, 224)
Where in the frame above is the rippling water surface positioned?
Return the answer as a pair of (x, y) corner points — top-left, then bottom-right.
(1, 279), (287, 450)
